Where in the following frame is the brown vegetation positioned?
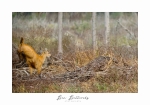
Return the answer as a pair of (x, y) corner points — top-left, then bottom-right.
(12, 47), (138, 93)
(12, 13), (138, 93)
(12, 43), (27, 68)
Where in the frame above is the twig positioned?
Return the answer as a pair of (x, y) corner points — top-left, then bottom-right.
(117, 20), (133, 36)
(13, 69), (30, 76)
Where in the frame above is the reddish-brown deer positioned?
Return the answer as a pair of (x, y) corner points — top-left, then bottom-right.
(18, 37), (51, 77)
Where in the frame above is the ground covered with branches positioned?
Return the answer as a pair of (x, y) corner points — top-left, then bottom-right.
(12, 47), (138, 93)
(12, 12), (138, 93)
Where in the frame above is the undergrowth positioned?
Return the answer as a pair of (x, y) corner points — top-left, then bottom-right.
(12, 13), (138, 93)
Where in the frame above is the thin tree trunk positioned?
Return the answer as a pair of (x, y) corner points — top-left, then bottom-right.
(104, 12), (109, 47)
(92, 12), (97, 54)
(58, 12), (63, 56)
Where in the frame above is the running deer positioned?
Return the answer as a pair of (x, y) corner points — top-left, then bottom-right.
(18, 37), (51, 78)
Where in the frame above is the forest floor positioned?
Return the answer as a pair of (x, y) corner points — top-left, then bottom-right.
(12, 14), (138, 93)
(12, 48), (138, 93)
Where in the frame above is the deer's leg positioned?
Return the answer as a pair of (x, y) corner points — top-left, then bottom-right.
(37, 67), (42, 78)
(29, 66), (33, 76)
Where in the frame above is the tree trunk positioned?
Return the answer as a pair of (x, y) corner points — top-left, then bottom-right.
(92, 12), (97, 54)
(58, 12), (63, 56)
(104, 12), (109, 47)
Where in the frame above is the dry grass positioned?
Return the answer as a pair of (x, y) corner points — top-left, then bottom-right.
(12, 13), (138, 93)
(12, 48), (138, 93)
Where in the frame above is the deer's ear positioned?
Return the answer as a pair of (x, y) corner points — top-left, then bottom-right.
(39, 47), (43, 54)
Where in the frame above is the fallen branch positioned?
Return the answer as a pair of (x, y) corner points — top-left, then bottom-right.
(117, 20), (133, 36)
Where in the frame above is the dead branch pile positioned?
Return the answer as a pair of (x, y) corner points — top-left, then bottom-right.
(12, 55), (137, 83)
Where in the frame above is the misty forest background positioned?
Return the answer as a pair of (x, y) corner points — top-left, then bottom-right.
(12, 12), (138, 93)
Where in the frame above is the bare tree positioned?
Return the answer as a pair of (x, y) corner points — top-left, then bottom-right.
(134, 12), (138, 25)
(92, 12), (97, 54)
(104, 12), (110, 47)
(58, 12), (63, 57)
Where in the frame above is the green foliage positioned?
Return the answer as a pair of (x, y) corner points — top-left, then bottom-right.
(110, 12), (122, 19)
(71, 21), (90, 33)
(128, 39), (138, 46)
(82, 12), (92, 20)
(109, 36), (137, 46)
(67, 86), (82, 93)
(12, 12), (46, 20)
(123, 12), (133, 16)
(95, 83), (107, 91)
(12, 12), (17, 18)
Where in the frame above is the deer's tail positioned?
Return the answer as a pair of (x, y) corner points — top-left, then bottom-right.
(20, 37), (24, 44)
